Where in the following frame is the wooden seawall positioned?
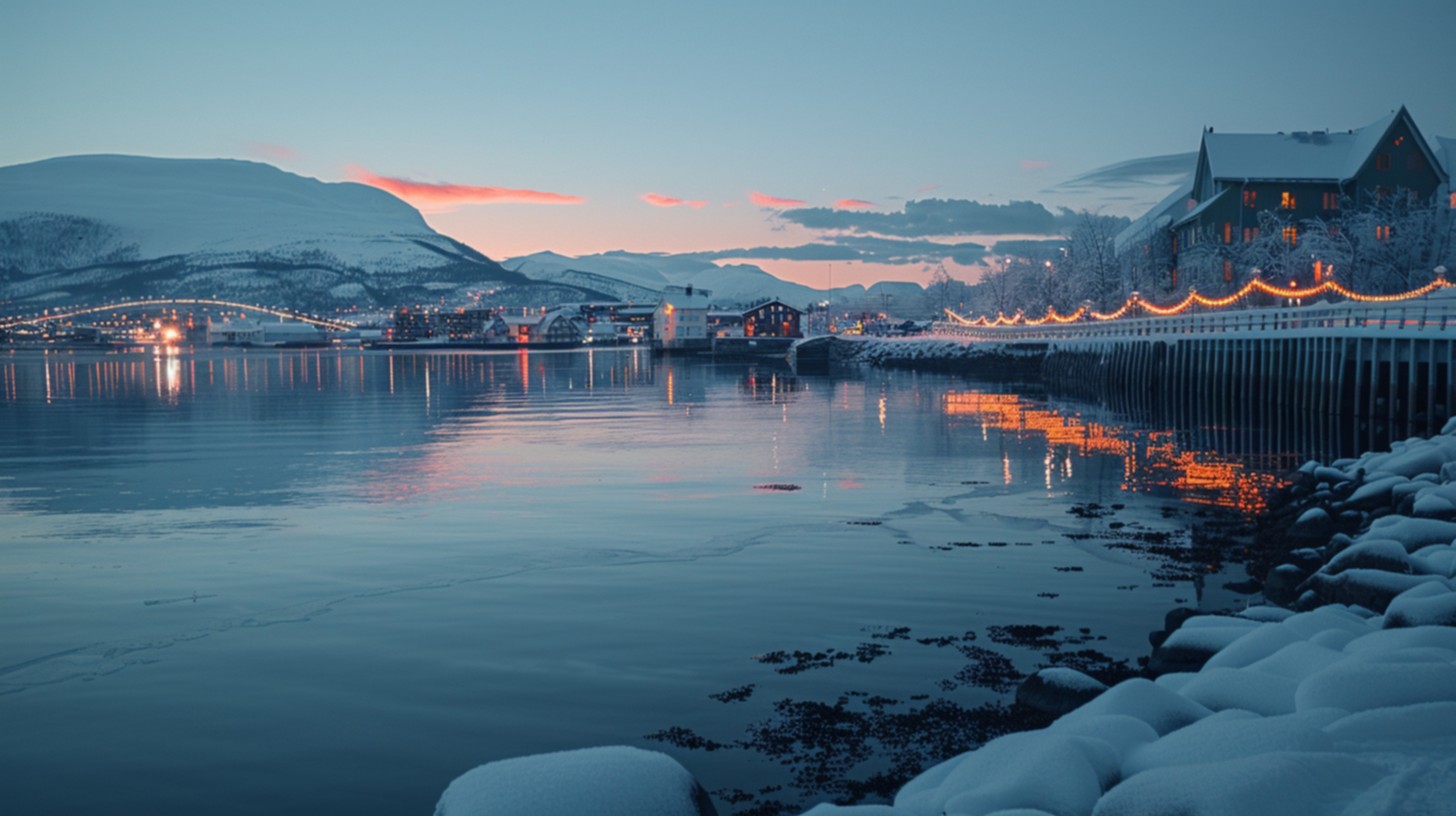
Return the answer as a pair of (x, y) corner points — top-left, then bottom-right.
(936, 298), (1456, 454)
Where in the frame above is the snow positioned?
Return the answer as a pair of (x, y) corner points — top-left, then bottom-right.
(508, 250), (831, 307)
(0, 155), (447, 269)
(433, 746), (711, 816)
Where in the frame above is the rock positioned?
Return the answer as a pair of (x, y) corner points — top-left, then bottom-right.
(434, 746), (718, 816)
(1264, 564), (1308, 608)
(1015, 668), (1108, 716)
(1288, 507), (1334, 541)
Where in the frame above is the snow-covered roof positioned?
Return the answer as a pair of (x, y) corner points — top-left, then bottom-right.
(1113, 178), (1194, 255)
(1171, 186), (1235, 229)
(1200, 110), (1403, 183)
(657, 286), (713, 311)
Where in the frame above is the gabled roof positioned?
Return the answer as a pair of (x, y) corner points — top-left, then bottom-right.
(1172, 186), (1234, 229)
(1113, 177), (1195, 254)
(1198, 107), (1444, 185)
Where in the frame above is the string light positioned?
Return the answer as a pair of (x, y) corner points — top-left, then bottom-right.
(945, 272), (1453, 327)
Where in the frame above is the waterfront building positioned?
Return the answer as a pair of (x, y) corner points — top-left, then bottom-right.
(742, 298), (803, 338)
(653, 285), (712, 350)
(391, 306), (505, 342)
(1120, 106), (1451, 286)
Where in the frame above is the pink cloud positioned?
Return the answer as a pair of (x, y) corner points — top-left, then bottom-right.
(1020, 159), (1055, 171)
(914, 184), (941, 195)
(640, 192), (708, 209)
(834, 199), (876, 210)
(247, 141), (299, 162)
(750, 190), (808, 209)
(347, 165), (585, 208)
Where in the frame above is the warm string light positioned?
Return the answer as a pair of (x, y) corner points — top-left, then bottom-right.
(946, 274), (1453, 327)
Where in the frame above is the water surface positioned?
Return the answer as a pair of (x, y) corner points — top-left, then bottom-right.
(0, 347), (1288, 814)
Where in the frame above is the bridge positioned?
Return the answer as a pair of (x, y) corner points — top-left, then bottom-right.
(0, 298), (358, 332)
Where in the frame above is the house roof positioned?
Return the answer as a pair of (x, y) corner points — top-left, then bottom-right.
(1172, 186), (1235, 229)
(1113, 177), (1195, 254)
(657, 288), (713, 311)
(1198, 108), (1444, 184)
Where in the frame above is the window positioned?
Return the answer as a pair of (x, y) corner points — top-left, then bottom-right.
(1394, 135), (1405, 147)
(1376, 152), (1391, 171)
(1450, 192), (1456, 210)
(1322, 192), (1340, 210)
(1223, 222), (1232, 244)
(1281, 191), (1296, 209)
(1313, 260), (1325, 282)
(1243, 226), (1259, 243)
(1223, 259), (1232, 282)
(1171, 236), (1178, 253)
(1375, 225), (1392, 241)
(1283, 226), (1299, 245)
(1171, 268), (1178, 289)
(1243, 190), (1257, 208)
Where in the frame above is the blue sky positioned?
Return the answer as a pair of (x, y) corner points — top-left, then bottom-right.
(3, 0), (1453, 287)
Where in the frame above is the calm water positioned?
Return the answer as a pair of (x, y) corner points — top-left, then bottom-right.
(0, 347), (1288, 814)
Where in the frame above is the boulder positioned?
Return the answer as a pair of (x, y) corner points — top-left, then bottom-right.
(434, 746), (717, 816)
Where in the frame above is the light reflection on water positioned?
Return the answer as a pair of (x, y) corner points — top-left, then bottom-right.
(0, 347), (1297, 815)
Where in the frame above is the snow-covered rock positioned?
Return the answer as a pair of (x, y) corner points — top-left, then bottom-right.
(434, 746), (716, 816)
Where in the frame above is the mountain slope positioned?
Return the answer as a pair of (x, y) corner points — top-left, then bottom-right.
(0, 155), (570, 310)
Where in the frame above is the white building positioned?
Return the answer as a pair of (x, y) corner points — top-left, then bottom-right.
(207, 318), (326, 347)
(653, 285), (713, 350)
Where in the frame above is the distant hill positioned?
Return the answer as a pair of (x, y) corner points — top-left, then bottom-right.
(507, 250), (929, 313)
(0, 155), (597, 310)
(0, 155), (933, 315)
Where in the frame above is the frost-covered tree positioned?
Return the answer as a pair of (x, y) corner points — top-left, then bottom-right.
(1060, 213), (1123, 310)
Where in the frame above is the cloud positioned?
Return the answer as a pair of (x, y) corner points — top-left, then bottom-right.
(834, 199), (876, 210)
(640, 192), (707, 209)
(347, 165), (585, 209)
(750, 190), (808, 209)
(692, 234), (987, 266)
(914, 184), (941, 195)
(1019, 159), (1054, 171)
(247, 141), (299, 162)
(1050, 152), (1197, 191)
(778, 198), (1080, 237)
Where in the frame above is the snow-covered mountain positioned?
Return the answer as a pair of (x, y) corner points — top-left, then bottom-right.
(508, 250), (929, 312)
(0, 154), (931, 314)
(0, 155), (585, 310)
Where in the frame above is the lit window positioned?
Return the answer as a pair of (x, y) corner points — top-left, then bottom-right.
(1223, 222), (1232, 244)
(1171, 268), (1179, 288)
(1394, 135), (1405, 147)
(1450, 192), (1456, 209)
(1283, 226), (1299, 245)
(1243, 190), (1257, 208)
(1375, 225), (1391, 241)
(1281, 191), (1296, 209)
(1376, 153), (1391, 171)
(1322, 192), (1340, 210)
(1243, 226), (1259, 243)
(1223, 259), (1232, 282)
(1313, 260), (1324, 282)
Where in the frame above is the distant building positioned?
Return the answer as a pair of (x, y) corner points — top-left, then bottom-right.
(207, 319), (325, 347)
(653, 285), (713, 350)
(1159, 106), (1449, 283)
(391, 306), (505, 342)
(708, 310), (744, 338)
(742, 299), (803, 338)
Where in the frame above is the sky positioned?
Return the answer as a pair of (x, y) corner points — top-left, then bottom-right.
(3, 0), (1454, 289)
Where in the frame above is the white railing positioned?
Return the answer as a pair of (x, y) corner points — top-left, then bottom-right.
(932, 297), (1456, 342)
